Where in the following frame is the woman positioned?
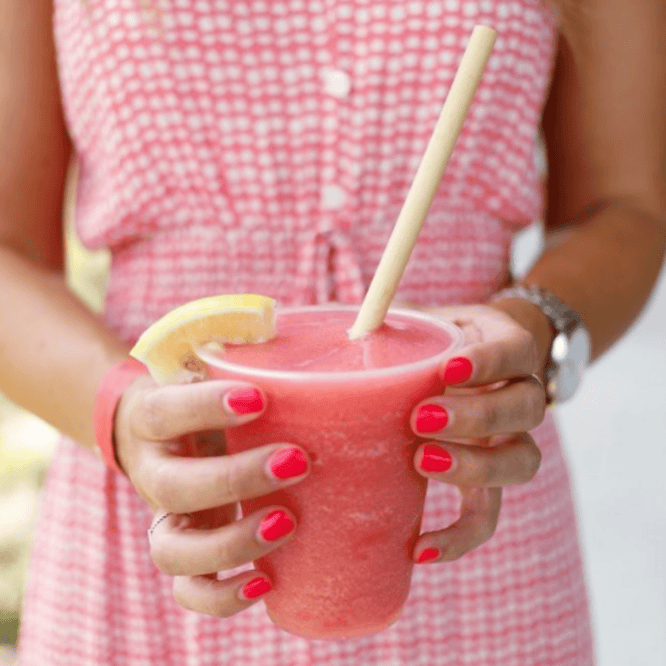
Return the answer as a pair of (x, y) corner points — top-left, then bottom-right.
(3, 0), (664, 664)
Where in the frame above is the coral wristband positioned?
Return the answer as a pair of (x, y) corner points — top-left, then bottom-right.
(93, 358), (147, 475)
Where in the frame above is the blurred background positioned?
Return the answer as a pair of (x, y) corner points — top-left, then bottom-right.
(0, 165), (664, 665)
(513, 225), (666, 666)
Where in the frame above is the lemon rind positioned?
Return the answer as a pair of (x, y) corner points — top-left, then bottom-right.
(129, 294), (276, 384)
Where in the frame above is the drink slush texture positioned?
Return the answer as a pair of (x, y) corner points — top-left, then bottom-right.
(200, 307), (461, 639)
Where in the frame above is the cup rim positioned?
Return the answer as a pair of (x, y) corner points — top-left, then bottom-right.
(195, 305), (464, 383)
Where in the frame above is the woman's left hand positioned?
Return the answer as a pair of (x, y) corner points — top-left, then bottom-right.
(408, 304), (548, 563)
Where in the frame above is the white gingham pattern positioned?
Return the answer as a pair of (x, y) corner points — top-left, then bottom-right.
(18, 1), (594, 664)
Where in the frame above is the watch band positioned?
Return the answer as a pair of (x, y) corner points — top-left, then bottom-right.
(492, 285), (590, 405)
(494, 285), (586, 336)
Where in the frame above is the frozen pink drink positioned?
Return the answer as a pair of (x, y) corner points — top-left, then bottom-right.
(198, 306), (462, 639)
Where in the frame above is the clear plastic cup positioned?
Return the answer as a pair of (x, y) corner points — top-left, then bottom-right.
(197, 306), (463, 639)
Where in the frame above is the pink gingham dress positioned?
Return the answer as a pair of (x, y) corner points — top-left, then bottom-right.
(19, 1), (594, 664)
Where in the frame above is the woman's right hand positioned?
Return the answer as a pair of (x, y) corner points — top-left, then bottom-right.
(113, 373), (310, 617)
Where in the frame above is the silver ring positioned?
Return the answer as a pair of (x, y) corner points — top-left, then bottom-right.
(148, 511), (172, 537)
(530, 372), (545, 392)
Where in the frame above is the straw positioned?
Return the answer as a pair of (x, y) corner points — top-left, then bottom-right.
(348, 25), (497, 340)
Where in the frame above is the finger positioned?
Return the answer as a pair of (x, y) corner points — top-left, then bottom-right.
(172, 571), (273, 618)
(438, 310), (539, 387)
(412, 375), (546, 438)
(148, 504), (237, 537)
(414, 487), (502, 563)
(130, 379), (267, 441)
(149, 506), (297, 576)
(138, 443), (310, 514)
(414, 432), (542, 487)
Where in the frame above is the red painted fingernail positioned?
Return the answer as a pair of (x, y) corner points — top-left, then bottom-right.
(416, 547), (441, 563)
(442, 356), (473, 385)
(224, 388), (264, 414)
(240, 577), (273, 600)
(414, 404), (449, 433)
(268, 447), (308, 480)
(419, 444), (453, 473)
(258, 510), (295, 542)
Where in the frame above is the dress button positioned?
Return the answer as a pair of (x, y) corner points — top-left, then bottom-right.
(320, 183), (347, 210)
(323, 69), (352, 99)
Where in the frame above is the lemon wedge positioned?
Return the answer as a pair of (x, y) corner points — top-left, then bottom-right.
(130, 294), (276, 384)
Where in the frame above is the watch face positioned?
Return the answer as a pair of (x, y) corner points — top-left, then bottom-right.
(552, 328), (591, 403)
(570, 327), (591, 368)
(551, 332), (570, 363)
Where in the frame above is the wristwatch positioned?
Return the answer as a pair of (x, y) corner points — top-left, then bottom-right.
(493, 285), (591, 406)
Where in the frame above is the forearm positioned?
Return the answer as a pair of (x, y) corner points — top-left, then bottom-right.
(0, 244), (131, 452)
(492, 202), (666, 371)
